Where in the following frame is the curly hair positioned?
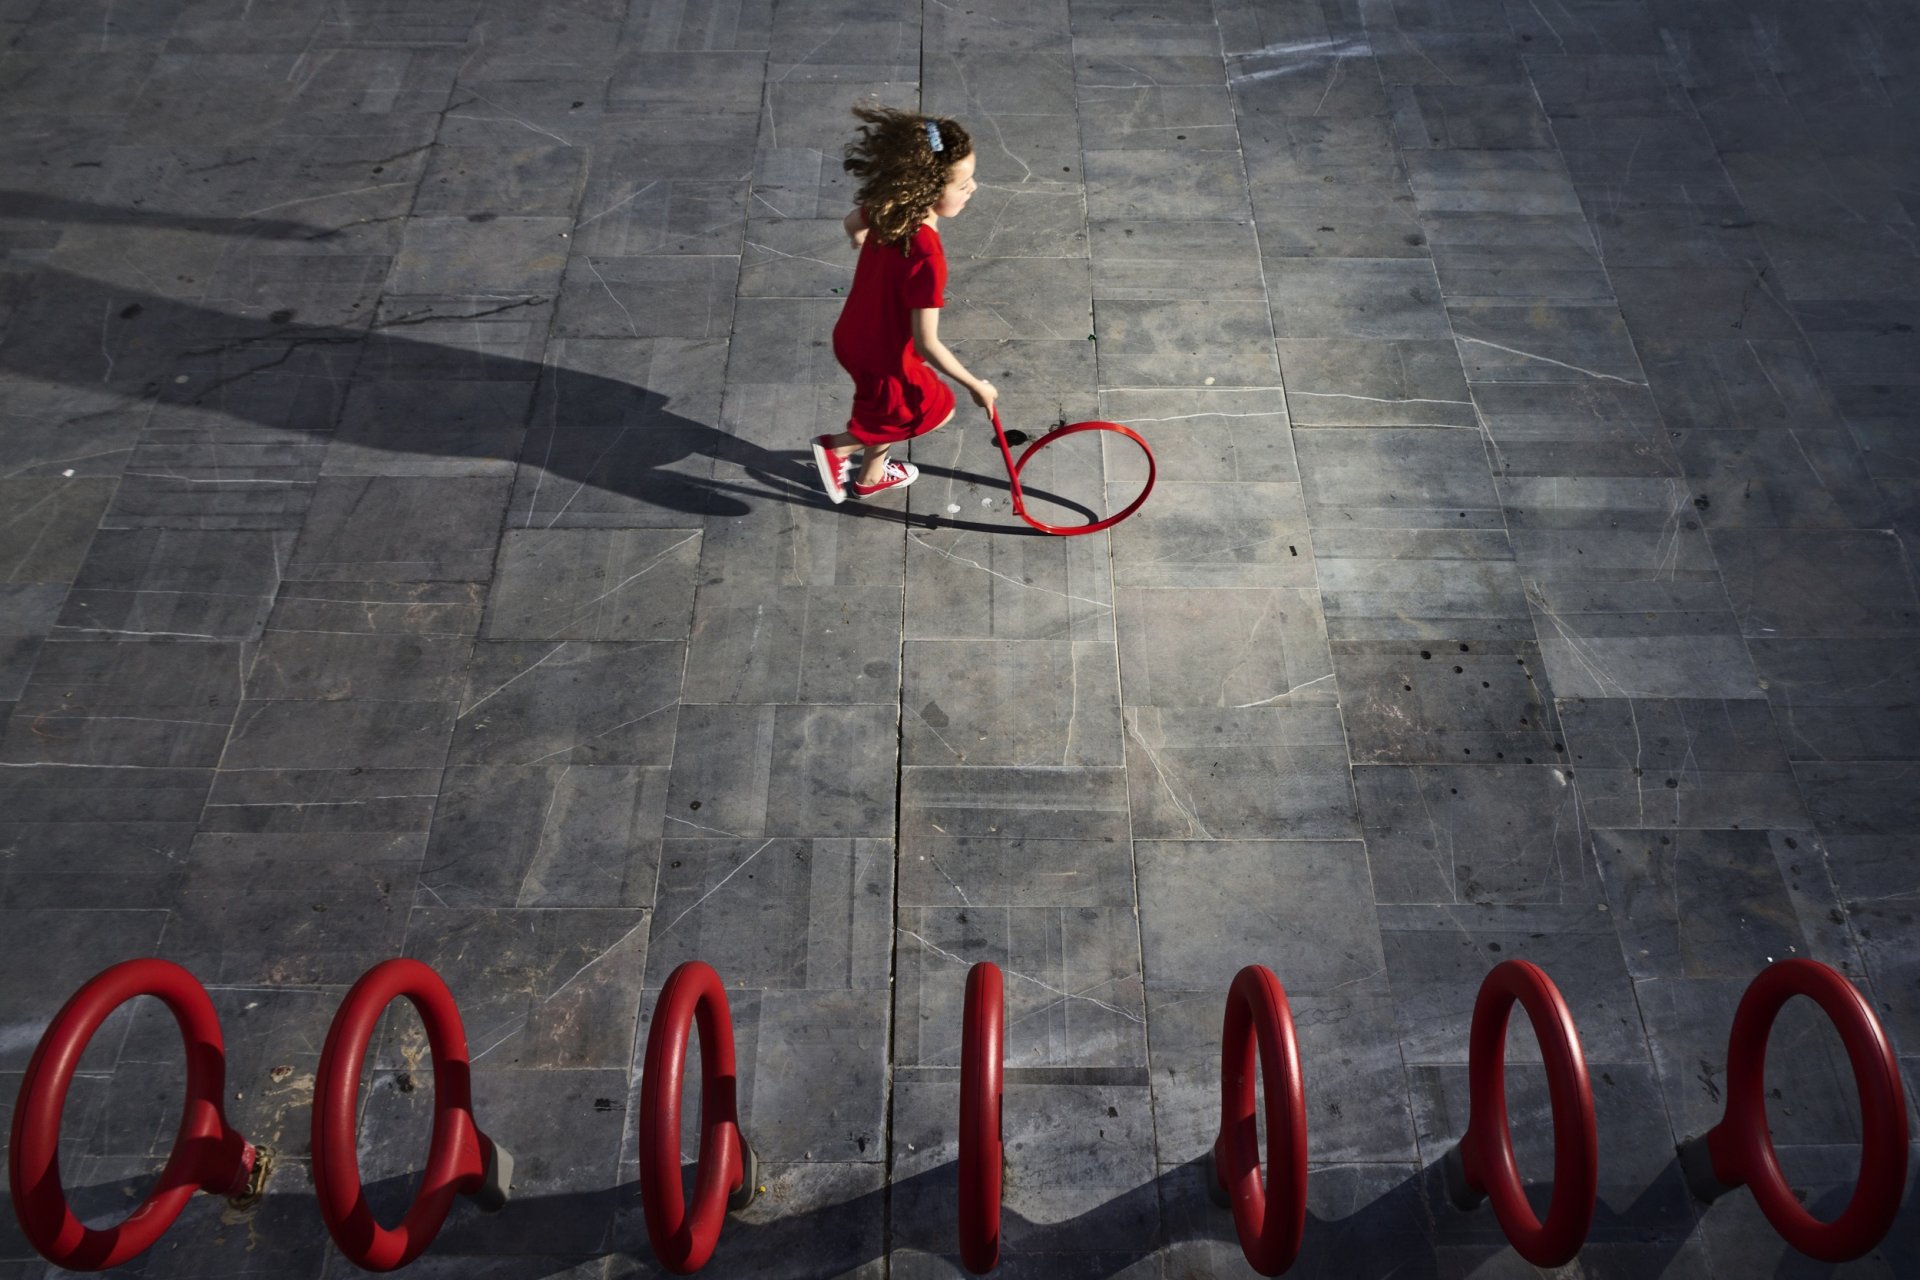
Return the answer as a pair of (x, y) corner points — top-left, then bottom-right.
(842, 103), (973, 255)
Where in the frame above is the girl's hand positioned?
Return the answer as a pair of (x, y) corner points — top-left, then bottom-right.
(969, 380), (998, 412)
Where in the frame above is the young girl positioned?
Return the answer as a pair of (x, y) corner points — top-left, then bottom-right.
(811, 105), (997, 502)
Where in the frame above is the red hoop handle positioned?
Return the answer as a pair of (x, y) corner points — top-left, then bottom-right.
(986, 406), (1154, 535)
(1211, 964), (1308, 1276)
(639, 961), (756, 1274)
(1445, 959), (1597, 1268)
(313, 958), (507, 1272)
(8, 959), (255, 1271)
(958, 961), (1004, 1274)
(1685, 959), (1908, 1262)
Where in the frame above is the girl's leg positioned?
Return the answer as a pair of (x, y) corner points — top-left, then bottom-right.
(853, 441), (891, 487)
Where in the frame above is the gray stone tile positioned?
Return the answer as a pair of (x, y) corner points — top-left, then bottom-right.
(325, 380), (533, 478)
(898, 766), (1131, 842)
(1079, 85), (1239, 150)
(737, 216), (856, 298)
(0, 586), (47, 698)
(902, 427), (1113, 640)
(894, 836), (1145, 1071)
(1576, 176), (1766, 268)
(729, 297), (854, 384)
(201, 764), (442, 836)
(0, 814), (195, 909)
(1094, 297), (1280, 386)
(1240, 113), (1405, 186)
(1357, 761), (1596, 904)
(1405, 149), (1584, 216)
(665, 704), (898, 838)
(1147, 985), (1417, 1164)
(573, 163), (749, 256)
(53, 528), (285, 642)
(1592, 828), (1861, 981)
(1692, 1142), (1920, 1278)
(360, 294), (556, 380)
(1084, 149), (1253, 221)
(1505, 476), (1720, 583)
(1228, 40), (1391, 116)
(399, 907), (650, 1070)
(0, 907), (170, 1075)
(940, 257), (1093, 341)
(1090, 220), (1267, 303)
(1470, 380), (1680, 477)
(939, 185), (1089, 259)
(222, 699), (456, 770)
(685, 585), (902, 703)
(606, 49), (768, 115)
(391, 216), (576, 296)
(646, 837), (893, 992)
(1296, 426), (1501, 527)
(1450, 301), (1645, 384)
(0, 477), (117, 585)
(1136, 839), (1383, 992)
(1277, 337), (1476, 427)
(1559, 696), (1811, 830)
(287, 476), (514, 583)
(924, 48), (1077, 117)
(449, 639), (682, 767)
(1751, 637), (1920, 762)
(1334, 635), (1561, 766)
(1111, 481), (1311, 589)
(1249, 178), (1432, 258)
(106, 419), (330, 533)
(421, 765), (665, 909)
(1714, 528), (1920, 639)
(608, 1162), (882, 1280)
(0, 639), (240, 768)
(1376, 902), (1647, 1063)
(1390, 84), (1555, 150)
(483, 529), (702, 641)
(1159, 1158), (1436, 1280)
(553, 255), (739, 340)
(902, 640), (1122, 767)
(1522, 577), (1762, 702)
(245, 626), (472, 704)
(1117, 586), (1334, 712)
(1268, 257), (1451, 340)
(162, 831), (421, 985)
(1430, 241), (1614, 303)
(1313, 526), (1530, 638)
(0, 380), (148, 480)
(1525, 52), (1696, 118)
(1096, 387), (1296, 485)
(1611, 264), (1800, 340)
(890, 1079), (1159, 1258)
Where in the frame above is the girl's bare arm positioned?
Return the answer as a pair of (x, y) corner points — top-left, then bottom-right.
(912, 308), (997, 408)
(843, 207), (867, 248)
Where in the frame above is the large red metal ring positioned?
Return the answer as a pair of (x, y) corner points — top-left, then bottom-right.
(1446, 959), (1597, 1268)
(639, 961), (756, 1274)
(958, 961), (1004, 1274)
(1211, 964), (1308, 1276)
(987, 406), (1155, 535)
(1691, 959), (1909, 1262)
(313, 958), (505, 1272)
(8, 959), (255, 1271)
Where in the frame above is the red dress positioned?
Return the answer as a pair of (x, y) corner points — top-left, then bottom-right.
(831, 209), (957, 446)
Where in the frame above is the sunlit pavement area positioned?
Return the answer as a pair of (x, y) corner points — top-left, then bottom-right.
(2, 0), (1918, 1276)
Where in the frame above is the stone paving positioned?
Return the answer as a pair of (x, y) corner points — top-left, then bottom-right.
(1, 0), (1917, 1276)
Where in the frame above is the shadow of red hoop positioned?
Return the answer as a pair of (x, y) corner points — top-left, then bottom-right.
(1677, 959), (1909, 1262)
(313, 958), (512, 1272)
(959, 961), (1004, 1274)
(1441, 959), (1597, 1268)
(9, 959), (257, 1271)
(987, 406), (1154, 535)
(639, 961), (758, 1274)
(1206, 965), (1308, 1276)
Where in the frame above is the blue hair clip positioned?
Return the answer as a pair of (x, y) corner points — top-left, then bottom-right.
(924, 119), (944, 153)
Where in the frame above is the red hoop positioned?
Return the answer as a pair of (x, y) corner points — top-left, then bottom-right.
(1209, 965), (1307, 1276)
(987, 406), (1154, 535)
(1442, 959), (1597, 1268)
(8, 960), (255, 1271)
(639, 961), (757, 1274)
(958, 962), (1004, 1274)
(1678, 959), (1908, 1262)
(313, 959), (510, 1272)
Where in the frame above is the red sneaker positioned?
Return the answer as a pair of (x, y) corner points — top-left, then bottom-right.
(811, 435), (852, 504)
(851, 459), (919, 497)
